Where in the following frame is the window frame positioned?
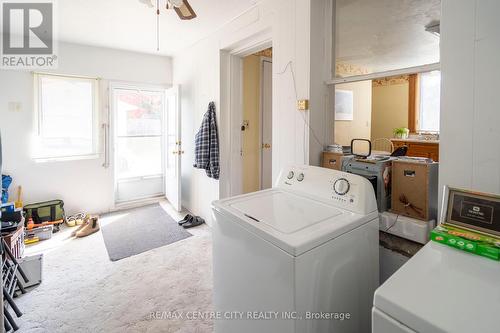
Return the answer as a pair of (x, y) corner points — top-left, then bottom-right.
(33, 72), (100, 162)
(408, 74), (419, 133)
(408, 71), (441, 134)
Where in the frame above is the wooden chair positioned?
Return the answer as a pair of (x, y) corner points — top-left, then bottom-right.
(372, 138), (394, 154)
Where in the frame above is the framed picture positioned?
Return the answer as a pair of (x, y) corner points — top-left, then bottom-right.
(443, 186), (500, 237)
(335, 89), (354, 121)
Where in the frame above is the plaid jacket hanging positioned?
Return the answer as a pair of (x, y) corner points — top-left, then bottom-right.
(193, 102), (220, 179)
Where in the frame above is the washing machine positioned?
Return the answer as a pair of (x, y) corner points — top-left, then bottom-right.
(372, 241), (500, 333)
(212, 165), (379, 333)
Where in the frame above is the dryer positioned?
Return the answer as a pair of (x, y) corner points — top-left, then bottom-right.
(372, 241), (500, 333)
(212, 165), (379, 333)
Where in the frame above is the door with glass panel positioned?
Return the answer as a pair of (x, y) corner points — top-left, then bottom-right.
(112, 87), (165, 203)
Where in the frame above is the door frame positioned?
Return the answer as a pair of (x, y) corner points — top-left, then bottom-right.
(109, 81), (170, 205)
(165, 85), (182, 212)
(259, 56), (272, 190)
(219, 37), (272, 199)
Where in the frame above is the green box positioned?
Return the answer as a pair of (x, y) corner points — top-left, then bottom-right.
(431, 224), (500, 261)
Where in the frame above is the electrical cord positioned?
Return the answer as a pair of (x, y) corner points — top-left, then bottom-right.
(384, 214), (400, 232)
(156, 0), (160, 51)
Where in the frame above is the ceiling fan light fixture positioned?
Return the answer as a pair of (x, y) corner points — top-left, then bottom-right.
(170, 0), (184, 8)
(174, 0), (196, 20)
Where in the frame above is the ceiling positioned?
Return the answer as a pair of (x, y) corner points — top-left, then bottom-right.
(336, 0), (441, 75)
(57, 0), (257, 56)
(57, 0), (440, 67)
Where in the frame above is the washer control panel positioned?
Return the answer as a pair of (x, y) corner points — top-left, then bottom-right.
(333, 178), (350, 195)
(276, 165), (377, 214)
(297, 173), (305, 182)
(329, 178), (356, 205)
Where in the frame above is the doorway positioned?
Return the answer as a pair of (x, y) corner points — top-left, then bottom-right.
(241, 48), (273, 193)
(111, 85), (166, 203)
(111, 84), (182, 210)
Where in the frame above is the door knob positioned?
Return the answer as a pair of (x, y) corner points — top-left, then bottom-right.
(262, 143), (271, 149)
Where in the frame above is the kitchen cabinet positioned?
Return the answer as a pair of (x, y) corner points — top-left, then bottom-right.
(391, 139), (439, 162)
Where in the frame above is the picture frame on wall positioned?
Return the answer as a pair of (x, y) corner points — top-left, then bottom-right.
(335, 89), (354, 121)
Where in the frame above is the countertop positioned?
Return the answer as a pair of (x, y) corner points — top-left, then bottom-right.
(391, 138), (439, 144)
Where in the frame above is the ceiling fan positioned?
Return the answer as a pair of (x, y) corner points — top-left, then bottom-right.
(139, 0), (197, 20)
(139, 0), (197, 51)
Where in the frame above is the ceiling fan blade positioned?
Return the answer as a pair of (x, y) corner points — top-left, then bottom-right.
(174, 0), (197, 20)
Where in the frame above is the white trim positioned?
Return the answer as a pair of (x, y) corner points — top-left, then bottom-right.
(113, 195), (165, 211)
(228, 37), (272, 58)
(164, 85), (182, 212)
(219, 50), (232, 199)
(32, 71), (101, 80)
(34, 154), (99, 163)
(326, 63), (441, 85)
(116, 174), (163, 183)
(259, 56), (272, 190)
(219, 34), (272, 198)
(32, 73), (100, 161)
(108, 81), (170, 92)
(229, 55), (244, 196)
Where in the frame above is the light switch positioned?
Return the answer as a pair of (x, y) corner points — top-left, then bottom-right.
(8, 102), (22, 112)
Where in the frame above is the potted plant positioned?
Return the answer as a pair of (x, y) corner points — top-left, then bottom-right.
(393, 127), (409, 139)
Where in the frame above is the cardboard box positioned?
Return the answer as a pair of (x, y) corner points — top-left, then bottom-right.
(322, 151), (344, 171)
(391, 159), (438, 221)
(431, 224), (500, 261)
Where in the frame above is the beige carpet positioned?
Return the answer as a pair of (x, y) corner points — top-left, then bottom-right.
(15, 204), (214, 333)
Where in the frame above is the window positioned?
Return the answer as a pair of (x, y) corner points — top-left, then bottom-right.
(34, 73), (99, 160)
(417, 71), (441, 132)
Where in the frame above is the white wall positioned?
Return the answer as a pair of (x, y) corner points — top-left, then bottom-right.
(309, 0), (335, 165)
(334, 80), (372, 146)
(173, 0), (333, 225)
(371, 80), (409, 141)
(439, 0), (500, 208)
(0, 43), (172, 215)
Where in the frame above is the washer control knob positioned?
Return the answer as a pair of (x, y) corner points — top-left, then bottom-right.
(333, 178), (350, 196)
(287, 171), (295, 179)
(297, 173), (305, 182)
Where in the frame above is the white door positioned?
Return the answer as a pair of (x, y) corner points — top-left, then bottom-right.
(261, 59), (273, 189)
(165, 86), (182, 211)
(112, 86), (166, 203)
